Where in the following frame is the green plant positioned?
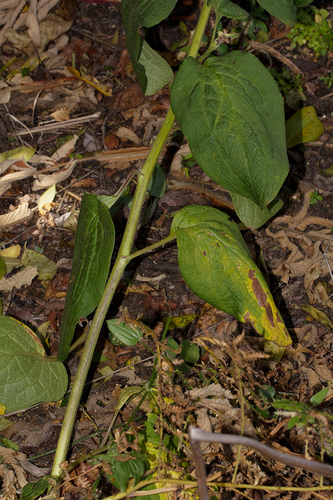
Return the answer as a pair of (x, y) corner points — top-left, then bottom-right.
(1, 0), (321, 496)
(269, 67), (303, 96)
(320, 72), (333, 89)
(309, 190), (323, 205)
(288, 7), (333, 56)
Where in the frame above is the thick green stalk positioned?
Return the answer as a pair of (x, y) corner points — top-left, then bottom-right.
(51, 0), (212, 480)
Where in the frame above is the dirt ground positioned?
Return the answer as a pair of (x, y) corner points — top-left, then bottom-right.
(1, 0), (333, 499)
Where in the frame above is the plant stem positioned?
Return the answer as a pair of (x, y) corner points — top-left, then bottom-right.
(51, 0), (212, 480)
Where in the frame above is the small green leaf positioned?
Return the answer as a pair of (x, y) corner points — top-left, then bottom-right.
(147, 164), (166, 198)
(230, 192), (284, 229)
(259, 386), (276, 401)
(287, 415), (302, 429)
(1, 437), (18, 450)
(257, 0), (297, 26)
(113, 457), (145, 492)
(107, 319), (143, 346)
(286, 106), (325, 148)
(57, 194), (115, 361)
(121, 0), (177, 95)
(117, 386), (143, 409)
(208, 0), (249, 20)
(310, 388), (329, 406)
(166, 337), (180, 359)
(180, 340), (200, 363)
(171, 206), (291, 348)
(170, 53), (289, 210)
(0, 316), (67, 413)
(20, 476), (53, 500)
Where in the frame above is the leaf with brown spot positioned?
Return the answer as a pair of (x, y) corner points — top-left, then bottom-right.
(171, 205), (291, 349)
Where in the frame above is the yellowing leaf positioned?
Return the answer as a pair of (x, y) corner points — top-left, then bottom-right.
(172, 206), (291, 350)
(38, 183), (56, 215)
(0, 245), (21, 258)
(0, 146), (36, 163)
(0, 403), (6, 415)
(294, 303), (333, 330)
(66, 67), (112, 96)
(0, 256), (6, 280)
(286, 106), (325, 149)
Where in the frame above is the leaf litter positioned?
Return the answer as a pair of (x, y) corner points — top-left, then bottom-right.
(1, 1), (333, 499)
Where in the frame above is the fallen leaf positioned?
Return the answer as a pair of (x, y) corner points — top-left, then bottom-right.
(32, 158), (77, 190)
(38, 183), (56, 215)
(0, 202), (33, 230)
(114, 126), (141, 145)
(21, 246), (57, 280)
(50, 109), (71, 121)
(51, 135), (78, 161)
(0, 266), (38, 292)
(0, 245), (21, 258)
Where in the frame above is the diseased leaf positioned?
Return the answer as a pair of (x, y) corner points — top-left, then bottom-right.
(171, 206), (291, 348)
(121, 0), (176, 95)
(208, 0), (249, 20)
(170, 53), (289, 210)
(230, 192), (284, 229)
(0, 316), (67, 413)
(57, 194), (115, 361)
(257, 0), (297, 26)
(286, 106), (325, 148)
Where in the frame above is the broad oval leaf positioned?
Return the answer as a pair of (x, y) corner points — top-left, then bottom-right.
(171, 206), (291, 347)
(57, 194), (115, 362)
(121, 0), (177, 95)
(170, 53), (289, 210)
(0, 316), (67, 413)
(257, 0), (297, 26)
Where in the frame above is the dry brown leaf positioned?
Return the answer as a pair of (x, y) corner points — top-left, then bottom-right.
(114, 126), (141, 145)
(196, 408), (211, 452)
(0, 202), (33, 230)
(0, 266), (38, 292)
(313, 357), (333, 381)
(51, 135), (78, 161)
(50, 109), (71, 122)
(299, 367), (321, 388)
(32, 158), (77, 190)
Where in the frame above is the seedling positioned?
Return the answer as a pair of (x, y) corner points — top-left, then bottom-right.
(288, 7), (333, 57)
(309, 190), (323, 205)
(320, 72), (333, 89)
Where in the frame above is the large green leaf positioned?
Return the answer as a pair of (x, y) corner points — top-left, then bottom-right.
(57, 194), (115, 362)
(257, 0), (297, 26)
(171, 206), (291, 348)
(208, 0), (249, 20)
(0, 316), (67, 413)
(121, 0), (176, 95)
(230, 192), (284, 229)
(170, 53), (289, 210)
